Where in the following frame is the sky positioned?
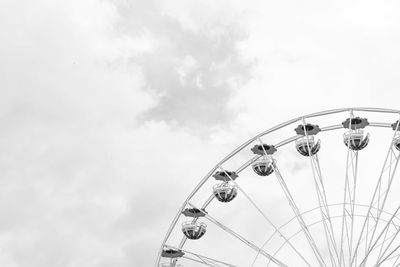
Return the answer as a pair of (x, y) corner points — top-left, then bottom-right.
(2, 0), (400, 266)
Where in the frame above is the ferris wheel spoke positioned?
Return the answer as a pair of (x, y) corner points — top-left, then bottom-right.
(187, 202), (289, 267)
(368, 230), (400, 265)
(314, 155), (341, 265)
(376, 220), (392, 263)
(348, 151), (359, 265)
(218, 166), (310, 266)
(301, 118), (339, 266)
(376, 244), (400, 267)
(263, 214), (346, 267)
(351, 119), (400, 266)
(349, 207), (400, 266)
(383, 249), (400, 266)
(339, 120), (360, 267)
(376, 236), (400, 266)
(257, 204), (363, 267)
(370, 210), (400, 266)
(272, 163), (326, 267)
(358, 205), (400, 267)
(363, 150), (400, 264)
(265, 210), (400, 266)
(256, 203), (400, 267)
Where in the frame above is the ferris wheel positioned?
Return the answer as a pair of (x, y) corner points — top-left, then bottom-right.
(155, 107), (400, 267)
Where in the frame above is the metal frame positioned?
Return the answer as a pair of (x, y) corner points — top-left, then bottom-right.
(339, 110), (360, 266)
(253, 203), (400, 266)
(155, 107), (400, 267)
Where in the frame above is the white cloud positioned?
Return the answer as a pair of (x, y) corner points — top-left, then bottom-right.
(0, 1), (250, 265)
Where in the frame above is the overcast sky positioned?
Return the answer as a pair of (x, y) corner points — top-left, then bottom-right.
(2, 0), (400, 266)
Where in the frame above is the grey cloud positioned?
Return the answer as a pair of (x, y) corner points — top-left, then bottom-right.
(114, 1), (252, 131)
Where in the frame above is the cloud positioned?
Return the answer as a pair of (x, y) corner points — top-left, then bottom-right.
(0, 0), (158, 266)
(0, 1), (249, 265)
(112, 0), (252, 131)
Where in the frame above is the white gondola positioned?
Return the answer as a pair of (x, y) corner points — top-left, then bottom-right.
(251, 157), (275, 176)
(295, 136), (321, 156)
(343, 129), (370, 151)
(213, 182), (238, 202)
(182, 221), (207, 240)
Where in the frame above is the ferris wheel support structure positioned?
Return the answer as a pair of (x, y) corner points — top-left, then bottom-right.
(155, 107), (400, 267)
